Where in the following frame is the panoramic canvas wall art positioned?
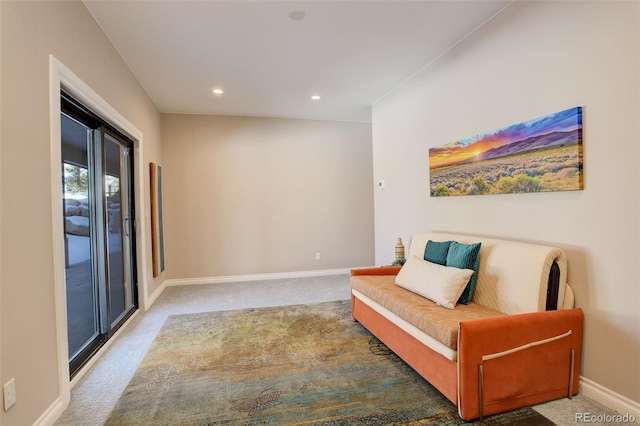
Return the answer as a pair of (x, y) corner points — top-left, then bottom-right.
(429, 107), (583, 197)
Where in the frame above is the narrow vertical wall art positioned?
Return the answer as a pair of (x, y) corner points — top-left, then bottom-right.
(429, 107), (583, 196)
(150, 162), (165, 277)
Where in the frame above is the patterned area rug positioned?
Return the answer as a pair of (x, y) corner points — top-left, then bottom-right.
(106, 300), (554, 425)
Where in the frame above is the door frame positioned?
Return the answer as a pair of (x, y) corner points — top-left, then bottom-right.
(48, 55), (151, 410)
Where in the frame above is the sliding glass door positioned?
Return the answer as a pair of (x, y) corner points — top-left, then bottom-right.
(103, 131), (136, 328)
(61, 94), (137, 377)
(62, 112), (100, 371)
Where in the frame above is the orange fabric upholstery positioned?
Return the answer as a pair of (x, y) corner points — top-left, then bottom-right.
(457, 308), (583, 420)
(350, 266), (402, 276)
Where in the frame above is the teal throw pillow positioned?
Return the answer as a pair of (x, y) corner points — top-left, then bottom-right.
(423, 240), (452, 266)
(446, 241), (481, 305)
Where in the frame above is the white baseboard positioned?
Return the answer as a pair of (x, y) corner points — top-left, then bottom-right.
(580, 376), (640, 423)
(144, 279), (167, 310)
(33, 396), (67, 426)
(164, 268), (351, 287)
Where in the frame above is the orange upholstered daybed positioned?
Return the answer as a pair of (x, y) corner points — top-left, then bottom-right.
(350, 232), (583, 421)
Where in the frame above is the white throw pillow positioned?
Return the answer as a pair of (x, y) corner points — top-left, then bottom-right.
(395, 255), (474, 309)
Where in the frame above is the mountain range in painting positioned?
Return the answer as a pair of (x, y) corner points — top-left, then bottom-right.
(460, 129), (581, 164)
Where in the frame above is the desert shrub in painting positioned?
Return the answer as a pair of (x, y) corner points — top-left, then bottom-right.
(434, 184), (451, 196)
(495, 174), (542, 193)
(429, 144), (582, 196)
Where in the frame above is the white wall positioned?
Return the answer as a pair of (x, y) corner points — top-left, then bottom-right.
(162, 114), (374, 279)
(372, 1), (639, 404)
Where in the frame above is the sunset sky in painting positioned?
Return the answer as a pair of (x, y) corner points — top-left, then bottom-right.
(429, 107), (582, 169)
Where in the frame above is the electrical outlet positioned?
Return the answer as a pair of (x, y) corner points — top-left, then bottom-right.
(315, 252), (321, 261)
(4, 378), (16, 411)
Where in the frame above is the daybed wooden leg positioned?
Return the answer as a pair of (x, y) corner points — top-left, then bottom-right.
(478, 364), (484, 420)
(568, 349), (575, 399)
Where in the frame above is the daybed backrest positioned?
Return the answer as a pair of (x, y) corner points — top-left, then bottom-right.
(408, 232), (569, 315)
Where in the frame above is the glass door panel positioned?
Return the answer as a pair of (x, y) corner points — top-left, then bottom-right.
(61, 114), (102, 366)
(103, 132), (136, 329)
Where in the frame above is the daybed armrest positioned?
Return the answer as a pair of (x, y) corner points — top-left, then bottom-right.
(350, 266), (402, 276)
(457, 308), (583, 421)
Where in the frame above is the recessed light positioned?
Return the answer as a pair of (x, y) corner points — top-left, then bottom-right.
(311, 95), (321, 100)
(212, 89), (224, 94)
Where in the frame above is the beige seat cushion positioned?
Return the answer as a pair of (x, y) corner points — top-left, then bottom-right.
(351, 275), (505, 350)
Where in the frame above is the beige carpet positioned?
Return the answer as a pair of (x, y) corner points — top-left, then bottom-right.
(105, 300), (554, 425)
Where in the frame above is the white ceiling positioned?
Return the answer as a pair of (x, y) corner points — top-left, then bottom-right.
(84, 1), (511, 123)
